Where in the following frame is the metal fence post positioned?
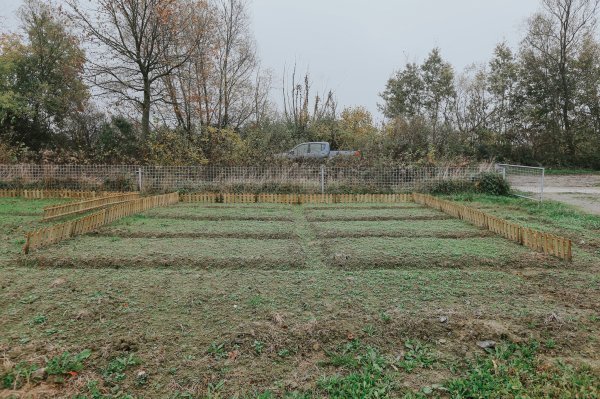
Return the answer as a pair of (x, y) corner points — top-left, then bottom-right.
(320, 164), (325, 194)
(137, 167), (143, 192)
(540, 167), (545, 202)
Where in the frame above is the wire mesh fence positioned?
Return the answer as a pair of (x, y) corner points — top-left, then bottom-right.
(0, 164), (496, 194)
(495, 164), (545, 201)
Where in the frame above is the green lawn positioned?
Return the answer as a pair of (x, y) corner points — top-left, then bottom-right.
(0, 196), (598, 398)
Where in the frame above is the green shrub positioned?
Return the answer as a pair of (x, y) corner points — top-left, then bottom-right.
(476, 172), (511, 196)
(428, 179), (476, 195)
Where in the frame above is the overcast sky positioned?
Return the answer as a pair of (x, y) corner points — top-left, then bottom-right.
(1, 0), (541, 119)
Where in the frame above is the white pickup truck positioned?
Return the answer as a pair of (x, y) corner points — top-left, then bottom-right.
(279, 142), (360, 160)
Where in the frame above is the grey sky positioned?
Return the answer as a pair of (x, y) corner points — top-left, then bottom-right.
(1, 0), (541, 119)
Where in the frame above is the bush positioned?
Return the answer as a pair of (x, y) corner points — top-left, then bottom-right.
(476, 172), (510, 196)
(428, 179), (477, 195)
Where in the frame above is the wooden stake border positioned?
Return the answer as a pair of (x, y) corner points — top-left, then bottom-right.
(180, 193), (414, 204)
(42, 192), (140, 220)
(413, 193), (572, 261)
(0, 189), (129, 199)
(23, 193), (179, 253)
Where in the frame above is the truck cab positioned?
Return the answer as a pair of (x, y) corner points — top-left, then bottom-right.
(287, 142), (329, 159)
(282, 142), (360, 160)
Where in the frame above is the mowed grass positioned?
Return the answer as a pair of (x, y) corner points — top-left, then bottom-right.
(29, 236), (304, 269)
(100, 214), (295, 237)
(144, 203), (294, 220)
(1, 197), (599, 397)
(0, 197), (71, 215)
(312, 218), (485, 237)
(305, 206), (444, 220)
(323, 236), (530, 268)
(0, 198), (72, 258)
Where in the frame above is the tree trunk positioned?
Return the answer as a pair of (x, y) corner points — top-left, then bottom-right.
(142, 77), (151, 140)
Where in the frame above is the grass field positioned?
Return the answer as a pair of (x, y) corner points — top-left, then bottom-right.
(0, 197), (599, 398)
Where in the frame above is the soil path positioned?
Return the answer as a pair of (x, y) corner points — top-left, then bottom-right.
(541, 175), (600, 215)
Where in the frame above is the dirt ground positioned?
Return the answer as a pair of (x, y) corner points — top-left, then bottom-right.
(514, 174), (600, 215)
(1, 198), (599, 398)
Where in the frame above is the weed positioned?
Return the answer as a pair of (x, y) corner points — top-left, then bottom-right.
(73, 380), (135, 399)
(253, 340), (264, 355)
(445, 341), (598, 397)
(19, 294), (40, 304)
(207, 342), (227, 360)
(362, 324), (376, 336)
(104, 354), (140, 383)
(380, 311), (391, 323)
(318, 344), (391, 398)
(396, 340), (436, 372)
(544, 339), (556, 349)
(248, 295), (267, 309)
(277, 348), (291, 358)
(2, 361), (39, 389)
(31, 314), (47, 325)
(46, 349), (92, 375)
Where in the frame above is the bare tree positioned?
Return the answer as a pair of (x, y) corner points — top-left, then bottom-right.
(282, 64), (336, 136)
(159, 0), (261, 132)
(68, 0), (199, 139)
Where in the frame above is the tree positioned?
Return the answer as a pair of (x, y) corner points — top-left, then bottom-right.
(282, 65), (337, 138)
(379, 48), (455, 155)
(0, 0), (87, 150)
(420, 48), (456, 153)
(68, 0), (199, 139)
(337, 106), (378, 150)
(159, 0), (266, 137)
(521, 0), (599, 159)
(488, 42), (520, 147)
(379, 62), (424, 119)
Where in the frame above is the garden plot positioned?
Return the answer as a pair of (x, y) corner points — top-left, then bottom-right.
(143, 203), (294, 221)
(312, 219), (491, 238)
(321, 236), (530, 268)
(2, 197), (599, 397)
(304, 203), (423, 210)
(97, 214), (296, 239)
(305, 206), (448, 221)
(29, 236), (305, 269)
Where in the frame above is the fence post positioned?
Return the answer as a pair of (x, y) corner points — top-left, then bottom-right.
(320, 164), (325, 195)
(137, 167), (143, 192)
(540, 167), (545, 202)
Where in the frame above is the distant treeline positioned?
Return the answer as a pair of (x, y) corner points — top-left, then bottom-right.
(0, 0), (599, 167)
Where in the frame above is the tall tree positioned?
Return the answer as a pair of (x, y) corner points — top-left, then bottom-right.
(420, 48), (456, 153)
(379, 62), (424, 119)
(522, 0), (599, 158)
(0, 0), (87, 149)
(68, 0), (199, 139)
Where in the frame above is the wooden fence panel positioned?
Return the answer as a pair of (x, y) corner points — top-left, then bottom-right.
(42, 193), (140, 220)
(0, 189), (129, 199)
(23, 193), (179, 253)
(179, 193), (414, 204)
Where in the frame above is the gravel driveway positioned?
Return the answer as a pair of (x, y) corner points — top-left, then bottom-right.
(513, 174), (600, 215)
